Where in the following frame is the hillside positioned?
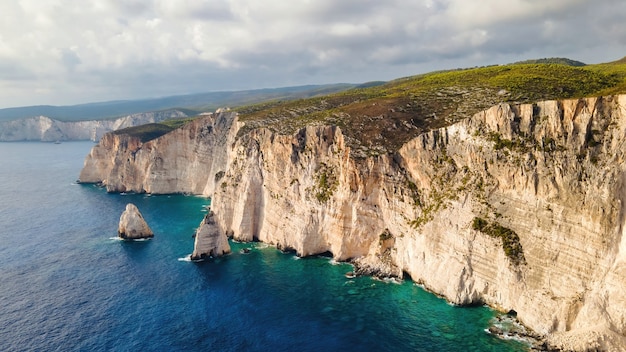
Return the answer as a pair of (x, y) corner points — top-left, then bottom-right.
(0, 84), (355, 122)
(111, 116), (197, 143)
(514, 57), (587, 66)
(232, 58), (626, 156)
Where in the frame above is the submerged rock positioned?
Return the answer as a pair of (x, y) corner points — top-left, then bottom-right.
(190, 211), (231, 260)
(118, 203), (154, 239)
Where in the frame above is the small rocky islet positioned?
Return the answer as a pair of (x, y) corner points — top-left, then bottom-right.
(117, 203), (154, 240)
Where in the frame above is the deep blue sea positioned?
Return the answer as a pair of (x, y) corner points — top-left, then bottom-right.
(0, 141), (527, 351)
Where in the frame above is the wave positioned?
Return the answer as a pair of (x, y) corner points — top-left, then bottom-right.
(178, 255), (193, 262)
(109, 236), (152, 242)
(372, 276), (403, 285)
(413, 282), (426, 290)
(178, 254), (207, 263)
(486, 315), (533, 344)
(484, 327), (533, 345)
(383, 277), (403, 285)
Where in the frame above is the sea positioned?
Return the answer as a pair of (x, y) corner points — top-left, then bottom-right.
(0, 141), (528, 351)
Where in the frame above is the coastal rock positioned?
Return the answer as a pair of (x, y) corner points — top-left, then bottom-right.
(0, 110), (187, 142)
(190, 211), (231, 260)
(118, 203), (154, 239)
(78, 110), (238, 194)
(81, 96), (626, 351)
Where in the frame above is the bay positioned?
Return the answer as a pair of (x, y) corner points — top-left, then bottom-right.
(0, 141), (527, 351)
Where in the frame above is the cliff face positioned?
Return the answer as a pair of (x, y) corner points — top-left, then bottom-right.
(0, 110), (187, 142)
(78, 110), (238, 195)
(80, 96), (626, 351)
(393, 96), (626, 350)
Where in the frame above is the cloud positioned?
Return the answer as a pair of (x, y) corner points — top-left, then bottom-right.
(0, 0), (625, 107)
(443, 0), (586, 29)
(59, 48), (82, 72)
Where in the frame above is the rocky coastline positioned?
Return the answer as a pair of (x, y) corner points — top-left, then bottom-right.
(80, 96), (626, 351)
(0, 110), (187, 142)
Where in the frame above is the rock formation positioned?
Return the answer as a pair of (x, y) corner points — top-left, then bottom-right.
(81, 96), (626, 351)
(191, 211), (231, 260)
(118, 203), (154, 239)
(0, 110), (187, 142)
(78, 110), (237, 194)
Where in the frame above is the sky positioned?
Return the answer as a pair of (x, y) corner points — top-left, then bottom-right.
(1, 0), (625, 108)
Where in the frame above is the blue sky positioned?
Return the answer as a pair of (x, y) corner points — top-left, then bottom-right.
(1, 0), (625, 108)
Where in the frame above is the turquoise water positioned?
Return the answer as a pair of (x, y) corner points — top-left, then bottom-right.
(0, 141), (527, 351)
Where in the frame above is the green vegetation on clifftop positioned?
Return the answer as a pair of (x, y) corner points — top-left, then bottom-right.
(112, 116), (197, 142)
(514, 57), (586, 66)
(236, 57), (626, 155)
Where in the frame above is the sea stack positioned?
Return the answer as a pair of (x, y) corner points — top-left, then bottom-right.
(118, 203), (154, 239)
(190, 211), (231, 260)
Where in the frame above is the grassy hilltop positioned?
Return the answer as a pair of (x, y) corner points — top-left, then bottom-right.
(120, 56), (626, 152)
(111, 117), (198, 143)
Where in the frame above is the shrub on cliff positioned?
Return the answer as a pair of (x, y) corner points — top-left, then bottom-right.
(472, 217), (525, 266)
(313, 163), (338, 203)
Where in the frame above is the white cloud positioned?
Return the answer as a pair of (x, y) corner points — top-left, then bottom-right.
(443, 0), (586, 29)
(0, 0), (624, 107)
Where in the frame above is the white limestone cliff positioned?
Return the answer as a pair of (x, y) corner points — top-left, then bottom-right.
(191, 211), (231, 260)
(80, 96), (626, 351)
(78, 110), (238, 194)
(0, 110), (187, 142)
(118, 203), (154, 239)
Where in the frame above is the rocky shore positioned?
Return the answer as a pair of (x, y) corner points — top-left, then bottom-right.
(80, 96), (626, 351)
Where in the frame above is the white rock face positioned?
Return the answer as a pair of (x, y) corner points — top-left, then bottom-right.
(78, 110), (238, 195)
(0, 110), (187, 142)
(191, 211), (231, 260)
(80, 96), (626, 351)
(118, 203), (154, 239)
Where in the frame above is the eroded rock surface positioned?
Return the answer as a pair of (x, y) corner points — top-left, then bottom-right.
(191, 211), (231, 260)
(118, 203), (153, 239)
(78, 110), (237, 195)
